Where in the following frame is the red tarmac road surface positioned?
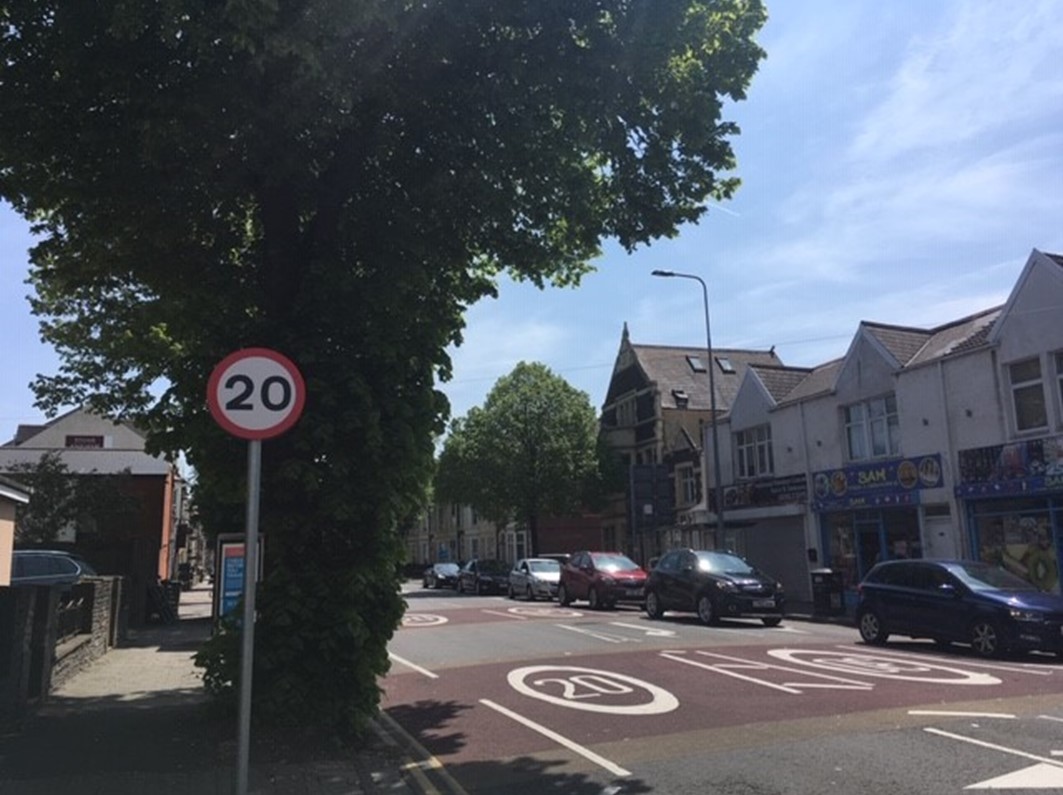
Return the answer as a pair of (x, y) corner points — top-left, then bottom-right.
(384, 638), (1063, 770)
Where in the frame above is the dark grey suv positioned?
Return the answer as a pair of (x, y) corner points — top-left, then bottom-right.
(644, 549), (785, 626)
(10, 549), (97, 587)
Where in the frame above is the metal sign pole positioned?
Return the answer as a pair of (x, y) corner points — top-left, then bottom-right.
(236, 439), (262, 795)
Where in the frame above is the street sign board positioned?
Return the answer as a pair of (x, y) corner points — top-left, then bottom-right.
(207, 347), (305, 439)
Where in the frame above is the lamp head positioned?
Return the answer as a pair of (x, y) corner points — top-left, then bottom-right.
(651, 269), (675, 277)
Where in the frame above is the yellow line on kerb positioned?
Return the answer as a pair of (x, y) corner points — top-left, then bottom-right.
(378, 710), (472, 795)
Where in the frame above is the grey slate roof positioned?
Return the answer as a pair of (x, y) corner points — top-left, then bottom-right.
(907, 307), (1001, 366)
(862, 324), (932, 366)
(778, 359), (844, 405)
(632, 344), (783, 412)
(748, 365), (814, 403)
(1047, 252), (1063, 267)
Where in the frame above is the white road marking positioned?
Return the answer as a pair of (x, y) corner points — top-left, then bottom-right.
(480, 698), (631, 778)
(388, 653), (439, 679)
(609, 622), (676, 637)
(909, 710), (1016, 719)
(659, 649), (873, 694)
(779, 649), (1000, 685)
(556, 624), (641, 644)
(378, 711), (471, 795)
(924, 727), (1063, 790)
(508, 665), (679, 715)
(834, 645), (1055, 676)
(402, 613), (449, 627)
(481, 609), (529, 620)
(1039, 715), (1063, 723)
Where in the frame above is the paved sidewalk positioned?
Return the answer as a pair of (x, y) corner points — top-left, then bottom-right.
(0, 584), (417, 795)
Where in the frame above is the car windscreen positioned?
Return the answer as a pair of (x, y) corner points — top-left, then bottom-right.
(436, 563), (459, 574)
(591, 554), (639, 572)
(695, 551), (755, 575)
(478, 560), (509, 574)
(948, 562), (1039, 592)
(527, 559), (561, 573)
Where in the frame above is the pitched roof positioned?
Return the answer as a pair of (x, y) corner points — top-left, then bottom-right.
(862, 323), (933, 366)
(748, 364), (815, 403)
(631, 343), (783, 412)
(1047, 252), (1063, 267)
(778, 359), (844, 405)
(0, 448), (172, 476)
(907, 307), (1001, 366)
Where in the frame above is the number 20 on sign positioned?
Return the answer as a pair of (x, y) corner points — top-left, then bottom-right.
(207, 348), (306, 440)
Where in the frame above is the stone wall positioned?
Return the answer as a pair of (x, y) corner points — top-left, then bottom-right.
(0, 576), (124, 727)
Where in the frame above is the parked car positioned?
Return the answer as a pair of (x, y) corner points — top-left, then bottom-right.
(9, 549), (97, 587)
(508, 557), (562, 601)
(856, 558), (1063, 659)
(457, 558), (510, 595)
(557, 551), (647, 609)
(537, 552), (571, 565)
(423, 561), (460, 590)
(644, 548), (785, 626)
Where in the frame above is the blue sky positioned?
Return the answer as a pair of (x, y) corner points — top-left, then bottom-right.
(4, 1), (1063, 440)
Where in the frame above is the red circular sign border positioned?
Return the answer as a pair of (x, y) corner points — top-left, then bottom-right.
(207, 347), (306, 440)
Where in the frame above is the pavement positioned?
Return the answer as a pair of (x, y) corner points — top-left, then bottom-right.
(0, 583), (422, 795)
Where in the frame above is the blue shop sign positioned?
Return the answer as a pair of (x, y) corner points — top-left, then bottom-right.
(812, 454), (943, 512)
(956, 434), (1063, 497)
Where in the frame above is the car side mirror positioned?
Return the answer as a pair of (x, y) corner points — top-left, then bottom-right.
(937, 583), (958, 597)
(681, 564), (694, 573)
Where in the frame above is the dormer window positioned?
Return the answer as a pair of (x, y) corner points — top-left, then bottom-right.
(671, 389), (689, 409)
(716, 357), (735, 374)
(686, 355), (706, 373)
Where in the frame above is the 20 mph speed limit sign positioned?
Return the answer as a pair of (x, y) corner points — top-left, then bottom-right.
(207, 348), (306, 440)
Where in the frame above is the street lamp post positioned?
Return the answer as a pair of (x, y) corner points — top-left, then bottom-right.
(651, 269), (726, 539)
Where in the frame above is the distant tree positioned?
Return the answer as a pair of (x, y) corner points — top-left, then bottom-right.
(6, 451), (137, 545)
(0, 2), (767, 735)
(437, 362), (600, 554)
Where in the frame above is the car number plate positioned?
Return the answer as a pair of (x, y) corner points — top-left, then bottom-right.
(625, 588), (643, 597)
(753, 599), (775, 608)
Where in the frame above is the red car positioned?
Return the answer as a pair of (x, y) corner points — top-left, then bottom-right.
(557, 550), (647, 610)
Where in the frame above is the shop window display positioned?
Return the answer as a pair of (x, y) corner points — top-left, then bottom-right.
(977, 511), (1059, 594)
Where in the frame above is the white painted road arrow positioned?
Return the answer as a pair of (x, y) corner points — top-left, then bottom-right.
(609, 621), (676, 637)
(966, 762), (1063, 789)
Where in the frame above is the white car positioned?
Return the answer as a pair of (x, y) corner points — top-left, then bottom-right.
(507, 557), (562, 601)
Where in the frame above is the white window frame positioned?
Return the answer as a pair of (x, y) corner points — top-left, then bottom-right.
(735, 424), (774, 479)
(676, 464), (699, 506)
(844, 394), (900, 461)
(1009, 357), (1048, 432)
(1055, 351), (1063, 427)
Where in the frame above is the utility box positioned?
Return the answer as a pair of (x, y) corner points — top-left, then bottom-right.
(810, 568), (845, 617)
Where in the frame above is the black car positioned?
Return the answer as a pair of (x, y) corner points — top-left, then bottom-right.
(644, 549), (785, 626)
(422, 561), (460, 589)
(856, 558), (1063, 659)
(457, 558), (510, 595)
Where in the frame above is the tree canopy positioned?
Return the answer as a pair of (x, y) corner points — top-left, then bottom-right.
(0, 1), (767, 734)
(436, 362), (605, 553)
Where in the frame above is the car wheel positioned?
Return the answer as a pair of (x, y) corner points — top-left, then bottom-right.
(970, 618), (1004, 658)
(507, 583), (515, 599)
(696, 594), (718, 626)
(557, 583), (572, 606)
(423, 578), (430, 589)
(761, 617), (782, 627)
(645, 591), (664, 619)
(858, 609), (888, 645)
(526, 585), (535, 602)
(588, 587), (602, 610)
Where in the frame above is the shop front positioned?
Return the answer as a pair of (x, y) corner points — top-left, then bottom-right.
(814, 454), (945, 595)
(956, 435), (1063, 594)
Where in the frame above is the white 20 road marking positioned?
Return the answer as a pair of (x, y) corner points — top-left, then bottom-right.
(508, 665), (679, 714)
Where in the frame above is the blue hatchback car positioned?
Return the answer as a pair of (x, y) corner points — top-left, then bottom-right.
(856, 559), (1063, 659)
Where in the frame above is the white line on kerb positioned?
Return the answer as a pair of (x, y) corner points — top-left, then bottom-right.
(479, 698), (632, 778)
(909, 710), (1016, 719)
(388, 652), (439, 679)
(924, 727), (1063, 768)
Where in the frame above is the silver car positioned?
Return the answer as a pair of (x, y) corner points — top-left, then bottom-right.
(508, 557), (562, 601)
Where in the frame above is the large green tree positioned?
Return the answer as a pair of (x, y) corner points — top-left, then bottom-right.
(436, 362), (601, 555)
(0, 1), (766, 734)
